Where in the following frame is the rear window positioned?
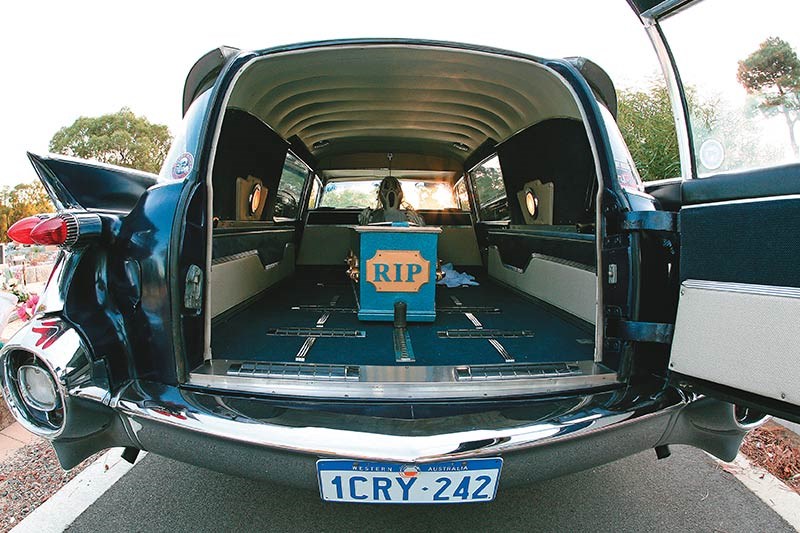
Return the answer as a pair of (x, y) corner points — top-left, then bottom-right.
(318, 179), (457, 210)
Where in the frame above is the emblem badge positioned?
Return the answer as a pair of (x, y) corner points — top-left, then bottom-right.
(171, 152), (194, 179)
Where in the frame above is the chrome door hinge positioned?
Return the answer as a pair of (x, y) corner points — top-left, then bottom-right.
(184, 264), (203, 311)
(606, 319), (674, 344)
(608, 263), (618, 285)
(621, 211), (678, 234)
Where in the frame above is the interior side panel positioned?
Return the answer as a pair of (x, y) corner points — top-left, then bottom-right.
(211, 228), (296, 318)
(486, 229), (596, 269)
(212, 109), (290, 221)
(487, 247), (597, 325)
(210, 244), (295, 318)
(497, 118), (596, 226)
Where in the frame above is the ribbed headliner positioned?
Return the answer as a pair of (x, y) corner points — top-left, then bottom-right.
(228, 44), (582, 168)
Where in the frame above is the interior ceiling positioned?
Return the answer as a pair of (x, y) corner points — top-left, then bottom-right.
(228, 44), (582, 168)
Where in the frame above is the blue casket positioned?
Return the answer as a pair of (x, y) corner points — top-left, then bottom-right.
(352, 224), (441, 322)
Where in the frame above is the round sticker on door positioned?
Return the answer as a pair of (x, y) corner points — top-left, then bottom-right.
(172, 152), (194, 179)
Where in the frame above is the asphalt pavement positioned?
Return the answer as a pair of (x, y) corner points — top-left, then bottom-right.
(65, 446), (794, 532)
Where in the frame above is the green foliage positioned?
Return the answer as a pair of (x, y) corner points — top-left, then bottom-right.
(616, 82), (780, 178)
(616, 83), (681, 181)
(737, 36), (800, 157)
(0, 182), (54, 242)
(320, 182), (379, 209)
(471, 165), (506, 205)
(49, 108), (172, 174)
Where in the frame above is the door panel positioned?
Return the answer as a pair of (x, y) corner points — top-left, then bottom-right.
(670, 173), (800, 422)
(680, 195), (800, 287)
(671, 280), (800, 406)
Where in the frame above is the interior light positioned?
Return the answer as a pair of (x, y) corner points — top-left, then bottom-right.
(525, 189), (539, 219)
(248, 184), (263, 215)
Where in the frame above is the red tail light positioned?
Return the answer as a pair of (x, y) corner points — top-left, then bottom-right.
(7, 212), (102, 248)
(7, 216), (47, 245)
(30, 217), (68, 246)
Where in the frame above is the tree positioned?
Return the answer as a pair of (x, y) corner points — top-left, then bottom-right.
(737, 37), (800, 158)
(0, 182), (54, 242)
(616, 83), (681, 181)
(49, 108), (172, 174)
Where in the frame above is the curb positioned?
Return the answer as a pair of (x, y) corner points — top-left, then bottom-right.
(716, 452), (800, 531)
(10, 448), (146, 533)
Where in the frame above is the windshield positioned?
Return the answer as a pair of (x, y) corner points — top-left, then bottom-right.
(660, 0), (800, 175)
(319, 179), (458, 210)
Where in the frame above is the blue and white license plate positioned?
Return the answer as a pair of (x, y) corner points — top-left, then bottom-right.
(317, 458), (503, 504)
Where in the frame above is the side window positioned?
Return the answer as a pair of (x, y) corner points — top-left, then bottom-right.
(274, 152), (310, 220)
(469, 155), (509, 221)
(307, 175), (322, 210)
(454, 178), (470, 211)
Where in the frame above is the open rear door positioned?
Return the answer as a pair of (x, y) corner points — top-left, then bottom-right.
(668, 173), (800, 423)
(628, 0), (800, 422)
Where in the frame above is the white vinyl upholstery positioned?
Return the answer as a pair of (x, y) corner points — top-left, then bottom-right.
(488, 246), (597, 324)
(670, 280), (800, 405)
(210, 244), (295, 318)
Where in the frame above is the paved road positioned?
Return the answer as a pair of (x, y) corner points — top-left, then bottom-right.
(65, 446), (793, 533)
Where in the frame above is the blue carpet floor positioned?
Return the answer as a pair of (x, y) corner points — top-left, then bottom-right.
(211, 270), (595, 366)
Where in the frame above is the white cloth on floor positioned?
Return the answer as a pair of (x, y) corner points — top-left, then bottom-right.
(437, 263), (480, 287)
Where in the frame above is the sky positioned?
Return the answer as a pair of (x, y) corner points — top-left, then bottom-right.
(0, 0), (797, 186)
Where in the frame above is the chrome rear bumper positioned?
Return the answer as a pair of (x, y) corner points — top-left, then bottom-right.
(1, 317), (757, 484)
(105, 381), (745, 488)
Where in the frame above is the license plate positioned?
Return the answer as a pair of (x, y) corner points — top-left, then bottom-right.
(316, 458), (503, 504)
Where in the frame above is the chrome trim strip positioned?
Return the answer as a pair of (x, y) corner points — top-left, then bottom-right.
(267, 327), (366, 338)
(294, 337), (316, 363)
(438, 329), (534, 338)
(227, 361), (359, 381)
(681, 193), (800, 210)
(640, 0), (698, 21)
(189, 360), (616, 400)
(315, 312), (330, 328)
(291, 305), (356, 313)
(455, 362), (581, 381)
(642, 22), (694, 180)
(488, 338), (514, 363)
(682, 280), (800, 299)
(393, 328), (415, 363)
(439, 306), (501, 314)
(464, 312), (483, 328)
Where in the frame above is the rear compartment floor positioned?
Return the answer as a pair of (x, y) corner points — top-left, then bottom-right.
(211, 272), (595, 366)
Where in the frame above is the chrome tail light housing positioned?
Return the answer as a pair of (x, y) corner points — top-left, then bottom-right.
(2, 349), (66, 437)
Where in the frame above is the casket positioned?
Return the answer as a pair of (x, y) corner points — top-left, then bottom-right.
(350, 223), (441, 322)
